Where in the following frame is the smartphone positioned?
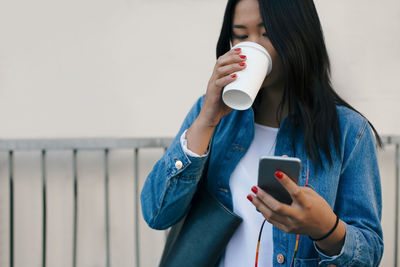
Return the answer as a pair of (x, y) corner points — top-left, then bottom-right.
(257, 156), (301, 205)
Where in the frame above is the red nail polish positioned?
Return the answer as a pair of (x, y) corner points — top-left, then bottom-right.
(251, 186), (258, 194)
(239, 62), (245, 66)
(275, 171), (283, 179)
(234, 48), (241, 51)
(247, 195), (253, 202)
(239, 55), (246, 59)
(231, 74), (237, 78)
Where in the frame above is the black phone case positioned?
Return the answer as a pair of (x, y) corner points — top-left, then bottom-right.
(257, 156), (301, 205)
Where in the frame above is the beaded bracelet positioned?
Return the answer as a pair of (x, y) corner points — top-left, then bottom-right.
(310, 215), (340, 242)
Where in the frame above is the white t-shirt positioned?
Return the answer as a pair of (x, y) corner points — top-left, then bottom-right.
(181, 123), (279, 266)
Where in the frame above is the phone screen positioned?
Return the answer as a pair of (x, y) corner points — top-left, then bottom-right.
(257, 156), (301, 205)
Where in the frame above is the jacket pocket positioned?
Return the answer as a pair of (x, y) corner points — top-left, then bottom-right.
(294, 258), (319, 267)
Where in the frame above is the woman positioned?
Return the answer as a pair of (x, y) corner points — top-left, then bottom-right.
(141, 0), (384, 266)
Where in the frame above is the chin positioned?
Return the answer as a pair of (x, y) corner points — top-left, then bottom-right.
(261, 80), (272, 88)
(262, 77), (284, 90)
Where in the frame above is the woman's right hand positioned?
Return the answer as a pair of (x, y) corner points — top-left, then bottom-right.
(186, 47), (247, 155)
(198, 47), (247, 128)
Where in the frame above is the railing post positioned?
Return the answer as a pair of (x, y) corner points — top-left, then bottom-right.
(163, 147), (169, 243)
(72, 149), (78, 267)
(41, 150), (47, 267)
(104, 149), (111, 267)
(9, 151), (14, 267)
(395, 143), (399, 267)
(134, 148), (140, 267)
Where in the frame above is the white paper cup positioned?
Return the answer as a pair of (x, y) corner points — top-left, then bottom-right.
(222, 41), (272, 110)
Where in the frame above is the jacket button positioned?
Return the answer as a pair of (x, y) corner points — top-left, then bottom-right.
(217, 187), (229, 194)
(175, 160), (183, 170)
(277, 254), (285, 264)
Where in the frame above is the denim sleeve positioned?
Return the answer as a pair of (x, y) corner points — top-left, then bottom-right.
(140, 94), (211, 230)
(316, 121), (384, 266)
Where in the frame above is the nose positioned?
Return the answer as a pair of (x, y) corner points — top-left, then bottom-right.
(247, 35), (263, 46)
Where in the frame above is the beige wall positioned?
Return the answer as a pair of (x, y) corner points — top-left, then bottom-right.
(0, 0), (399, 266)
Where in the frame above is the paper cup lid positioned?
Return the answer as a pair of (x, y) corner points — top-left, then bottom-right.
(232, 41), (272, 74)
(232, 41), (269, 56)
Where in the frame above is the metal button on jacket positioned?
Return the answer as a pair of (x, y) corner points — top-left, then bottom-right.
(277, 253), (285, 264)
(174, 160), (183, 170)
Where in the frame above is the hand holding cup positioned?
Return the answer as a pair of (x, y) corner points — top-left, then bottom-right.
(198, 47), (248, 128)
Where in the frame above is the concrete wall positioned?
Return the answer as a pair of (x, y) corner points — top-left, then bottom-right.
(0, 0), (399, 266)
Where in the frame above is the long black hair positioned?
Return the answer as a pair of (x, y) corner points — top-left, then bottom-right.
(216, 0), (381, 167)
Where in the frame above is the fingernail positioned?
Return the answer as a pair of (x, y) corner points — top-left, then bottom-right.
(275, 171), (283, 179)
(239, 62), (245, 66)
(231, 74), (237, 78)
(234, 48), (241, 51)
(239, 55), (246, 59)
(251, 186), (258, 194)
(247, 194), (253, 202)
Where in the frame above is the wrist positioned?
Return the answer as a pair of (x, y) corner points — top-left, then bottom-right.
(197, 112), (220, 129)
(186, 117), (216, 156)
(193, 116), (217, 133)
(310, 215), (339, 242)
(314, 219), (346, 256)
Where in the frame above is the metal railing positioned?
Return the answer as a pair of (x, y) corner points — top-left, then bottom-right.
(0, 138), (173, 267)
(0, 135), (399, 267)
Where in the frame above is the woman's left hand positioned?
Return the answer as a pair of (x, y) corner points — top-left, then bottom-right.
(248, 170), (337, 240)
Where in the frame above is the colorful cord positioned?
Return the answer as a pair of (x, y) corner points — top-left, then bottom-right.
(255, 160), (309, 267)
(255, 219), (267, 267)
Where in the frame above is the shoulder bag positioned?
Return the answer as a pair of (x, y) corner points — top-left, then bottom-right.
(158, 132), (242, 267)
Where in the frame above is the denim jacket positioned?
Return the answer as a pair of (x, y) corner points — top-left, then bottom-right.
(141, 95), (383, 267)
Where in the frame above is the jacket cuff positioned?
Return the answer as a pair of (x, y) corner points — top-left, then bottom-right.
(180, 129), (209, 158)
(315, 221), (359, 266)
(165, 134), (209, 181)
